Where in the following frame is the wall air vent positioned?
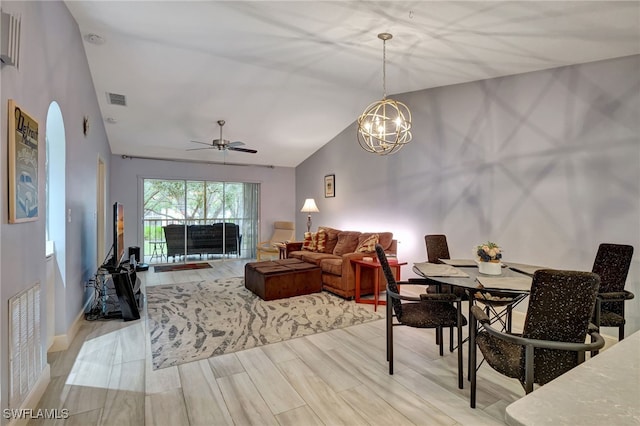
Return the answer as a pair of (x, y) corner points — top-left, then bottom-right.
(106, 92), (127, 106)
(1, 10), (21, 68)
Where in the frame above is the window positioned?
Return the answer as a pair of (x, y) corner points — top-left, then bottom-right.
(142, 178), (259, 263)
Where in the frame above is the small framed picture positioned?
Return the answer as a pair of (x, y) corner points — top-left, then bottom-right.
(324, 174), (335, 198)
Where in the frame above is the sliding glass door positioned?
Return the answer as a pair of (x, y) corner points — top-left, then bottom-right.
(143, 178), (258, 263)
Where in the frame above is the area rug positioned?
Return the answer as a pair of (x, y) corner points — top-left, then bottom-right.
(153, 262), (212, 273)
(146, 277), (384, 369)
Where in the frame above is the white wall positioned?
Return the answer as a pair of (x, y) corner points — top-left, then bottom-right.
(297, 55), (640, 335)
(0, 1), (112, 416)
(109, 156), (296, 253)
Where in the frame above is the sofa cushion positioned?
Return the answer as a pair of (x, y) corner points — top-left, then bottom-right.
(333, 231), (361, 256)
(319, 257), (342, 276)
(318, 226), (340, 254)
(291, 251), (339, 265)
(356, 233), (379, 253)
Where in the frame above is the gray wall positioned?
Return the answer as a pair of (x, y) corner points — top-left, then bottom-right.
(110, 156), (296, 252)
(0, 0), (112, 416)
(297, 55), (640, 335)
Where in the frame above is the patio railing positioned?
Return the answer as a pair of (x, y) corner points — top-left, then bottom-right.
(142, 218), (254, 263)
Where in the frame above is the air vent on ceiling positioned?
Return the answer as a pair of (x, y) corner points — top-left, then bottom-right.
(106, 92), (127, 106)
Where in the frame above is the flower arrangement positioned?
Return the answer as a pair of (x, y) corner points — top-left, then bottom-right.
(476, 241), (502, 263)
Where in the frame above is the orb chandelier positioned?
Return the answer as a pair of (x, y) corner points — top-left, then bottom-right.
(357, 33), (412, 155)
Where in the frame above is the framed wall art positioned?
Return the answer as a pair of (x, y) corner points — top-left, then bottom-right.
(8, 99), (39, 223)
(324, 174), (335, 198)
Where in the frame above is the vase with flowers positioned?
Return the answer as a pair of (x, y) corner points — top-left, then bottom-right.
(475, 241), (502, 275)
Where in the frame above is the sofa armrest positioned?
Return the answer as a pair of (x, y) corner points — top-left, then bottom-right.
(285, 242), (303, 258)
(387, 239), (398, 255)
(339, 252), (373, 291)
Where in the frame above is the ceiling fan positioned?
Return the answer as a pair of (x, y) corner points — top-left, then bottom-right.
(188, 120), (257, 154)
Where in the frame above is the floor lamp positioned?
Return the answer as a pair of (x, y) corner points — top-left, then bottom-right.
(300, 198), (319, 233)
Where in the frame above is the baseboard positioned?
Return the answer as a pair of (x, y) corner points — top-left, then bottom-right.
(47, 306), (87, 353)
(6, 364), (51, 426)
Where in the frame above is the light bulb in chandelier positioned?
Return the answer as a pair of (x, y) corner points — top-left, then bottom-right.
(357, 33), (412, 155)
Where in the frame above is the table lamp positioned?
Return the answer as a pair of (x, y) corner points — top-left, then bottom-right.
(300, 198), (319, 233)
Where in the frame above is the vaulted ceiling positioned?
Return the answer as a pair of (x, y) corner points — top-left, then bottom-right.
(65, 1), (640, 167)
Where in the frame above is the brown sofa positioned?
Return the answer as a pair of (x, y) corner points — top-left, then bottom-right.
(285, 226), (397, 299)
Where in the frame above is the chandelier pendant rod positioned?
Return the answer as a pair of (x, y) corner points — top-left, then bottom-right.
(382, 37), (387, 99)
(379, 32), (392, 99)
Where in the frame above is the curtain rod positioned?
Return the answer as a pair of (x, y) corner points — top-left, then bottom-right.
(120, 154), (275, 169)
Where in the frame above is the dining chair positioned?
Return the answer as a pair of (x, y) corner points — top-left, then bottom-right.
(376, 244), (467, 389)
(425, 234), (451, 264)
(469, 269), (605, 408)
(424, 234), (466, 349)
(256, 221), (295, 260)
(591, 243), (634, 342)
(424, 234), (520, 348)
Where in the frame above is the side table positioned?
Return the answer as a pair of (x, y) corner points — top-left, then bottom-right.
(351, 258), (407, 311)
(273, 242), (287, 259)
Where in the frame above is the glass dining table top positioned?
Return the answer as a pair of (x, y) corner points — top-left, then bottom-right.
(413, 260), (536, 293)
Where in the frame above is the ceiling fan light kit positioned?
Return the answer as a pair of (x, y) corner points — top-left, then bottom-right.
(357, 33), (412, 155)
(188, 119), (257, 154)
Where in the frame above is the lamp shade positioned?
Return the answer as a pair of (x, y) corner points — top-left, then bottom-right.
(300, 198), (319, 213)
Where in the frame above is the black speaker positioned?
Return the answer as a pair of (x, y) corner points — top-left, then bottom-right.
(128, 246), (140, 263)
(111, 270), (141, 321)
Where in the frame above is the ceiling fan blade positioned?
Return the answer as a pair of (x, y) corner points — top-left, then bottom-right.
(186, 147), (216, 151)
(228, 146), (258, 154)
(227, 141), (245, 147)
(190, 140), (214, 146)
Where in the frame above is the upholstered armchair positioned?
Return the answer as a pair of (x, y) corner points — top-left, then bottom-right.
(469, 269), (605, 408)
(256, 221), (295, 260)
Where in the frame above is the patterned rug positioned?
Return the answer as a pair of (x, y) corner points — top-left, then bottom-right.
(153, 262), (211, 273)
(146, 277), (384, 369)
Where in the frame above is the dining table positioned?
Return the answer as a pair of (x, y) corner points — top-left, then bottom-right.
(412, 259), (546, 370)
(412, 260), (538, 323)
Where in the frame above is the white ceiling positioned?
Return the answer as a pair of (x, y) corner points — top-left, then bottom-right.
(65, 1), (640, 168)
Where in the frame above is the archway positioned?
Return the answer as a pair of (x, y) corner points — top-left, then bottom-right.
(45, 101), (66, 348)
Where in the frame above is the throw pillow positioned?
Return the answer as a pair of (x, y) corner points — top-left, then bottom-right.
(315, 228), (327, 253)
(302, 232), (317, 251)
(356, 233), (379, 253)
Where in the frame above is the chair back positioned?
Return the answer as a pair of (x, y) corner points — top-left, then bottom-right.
(270, 221), (295, 243)
(163, 224), (186, 257)
(375, 244), (403, 318)
(592, 243), (633, 317)
(592, 243), (633, 293)
(425, 234), (450, 263)
(522, 269), (600, 385)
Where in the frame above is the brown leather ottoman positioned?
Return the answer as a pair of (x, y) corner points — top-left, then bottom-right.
(244, 258), (322, 300)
